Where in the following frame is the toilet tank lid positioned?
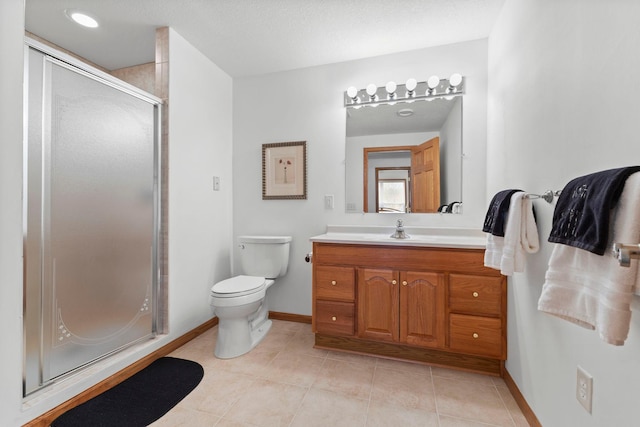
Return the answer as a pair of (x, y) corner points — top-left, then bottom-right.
(239, 235), (292, 244)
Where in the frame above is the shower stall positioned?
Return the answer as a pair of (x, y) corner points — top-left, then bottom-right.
(23, 41), (162, 395)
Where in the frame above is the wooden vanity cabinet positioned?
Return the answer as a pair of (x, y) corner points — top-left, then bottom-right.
(313, 265), (356, 336)
(312, 242), (507, 375)
(448, 274), (505, 359)
(358, 268), (445, 348)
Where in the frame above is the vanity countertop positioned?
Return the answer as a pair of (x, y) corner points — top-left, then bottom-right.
(310, 225), (487, 249)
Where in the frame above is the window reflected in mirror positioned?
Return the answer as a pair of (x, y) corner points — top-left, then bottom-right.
(376, 168), (410, 213)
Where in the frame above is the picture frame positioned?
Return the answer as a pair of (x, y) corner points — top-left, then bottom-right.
(262, 141), (307, 200)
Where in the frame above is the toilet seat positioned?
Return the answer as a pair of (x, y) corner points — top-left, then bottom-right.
(211, 275), (266, 298)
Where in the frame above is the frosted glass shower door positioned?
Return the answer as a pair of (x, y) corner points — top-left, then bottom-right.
(24, 48), (160, 393)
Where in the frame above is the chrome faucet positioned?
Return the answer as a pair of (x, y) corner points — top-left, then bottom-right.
(390, 219), (409, 239)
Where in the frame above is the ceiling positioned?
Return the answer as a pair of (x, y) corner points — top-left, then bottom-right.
(25, 0), (505, 77)
(346, 97), (459, 137)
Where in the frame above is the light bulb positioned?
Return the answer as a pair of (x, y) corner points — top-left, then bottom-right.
(365, 84), (378, 102)
(385, 81), (397, 102)
(405, 78), (417, 92)
(427, 75), (440, 89)
(449, 73), (463, 87)
(385, 81), (397, 95)
(346, 86), (358, 99)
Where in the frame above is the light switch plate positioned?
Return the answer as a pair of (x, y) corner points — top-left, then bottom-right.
(324, 194), (334, 209)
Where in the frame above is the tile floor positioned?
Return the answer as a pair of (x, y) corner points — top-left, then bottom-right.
(151, 320), (529, 427)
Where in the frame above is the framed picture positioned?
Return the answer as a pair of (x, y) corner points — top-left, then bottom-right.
(262, 141), (307, 200)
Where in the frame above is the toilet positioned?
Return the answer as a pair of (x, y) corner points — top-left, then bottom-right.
(210, 235), (292, 359)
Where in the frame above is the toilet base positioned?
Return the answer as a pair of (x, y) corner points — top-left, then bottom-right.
(250, 318), (272, 349)
(214, 301), (272, 359)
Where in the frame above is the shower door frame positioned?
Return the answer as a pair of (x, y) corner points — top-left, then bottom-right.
(22, 38), (164, 397)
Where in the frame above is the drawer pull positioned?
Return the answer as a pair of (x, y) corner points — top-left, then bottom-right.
(472, 332), (479, 339)
(332, 316), (337, 321)
(331, 280), (337, 286)
(392, 280), (397, 285)
(402, 281), (408, 286)
(472, 291), (479, 298)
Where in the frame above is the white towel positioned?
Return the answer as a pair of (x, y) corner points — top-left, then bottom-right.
(538, 172), (640, 345)
(484, 234), (504, 270)
(484, 191), (540, 275)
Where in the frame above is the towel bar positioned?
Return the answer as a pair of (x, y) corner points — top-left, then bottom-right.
(612, 243), (640, 267)
(524, 190), (562, 203)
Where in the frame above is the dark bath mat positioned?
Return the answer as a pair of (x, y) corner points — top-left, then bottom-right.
(51, 357), (204, 427)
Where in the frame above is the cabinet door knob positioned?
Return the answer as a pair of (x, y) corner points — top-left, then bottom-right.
(472, 291), (479, 298)
(392, 280), (397, 285)
(332, 316), (337, 321)
(402, 281), (408, 286)
(472, 333), (479, 339)
(331, 280), (337, 286)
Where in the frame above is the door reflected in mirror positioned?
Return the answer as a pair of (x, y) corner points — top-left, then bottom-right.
(345, 97), (462, 214)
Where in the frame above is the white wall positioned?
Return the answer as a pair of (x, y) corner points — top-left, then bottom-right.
(168, 28), (234, 332)
(488, 0), (640, 425)
(440, 97), (463, 204)
(0, 0), (29, 425)
(0, 19), (233, 423)
(233, 39), (488, 315)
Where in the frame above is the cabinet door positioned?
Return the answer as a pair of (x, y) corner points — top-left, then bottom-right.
(400, 271), (445, 348)
(357, 268), (399, 342)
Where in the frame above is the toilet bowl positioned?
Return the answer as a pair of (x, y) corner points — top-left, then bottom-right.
(210, 236), (291, 359)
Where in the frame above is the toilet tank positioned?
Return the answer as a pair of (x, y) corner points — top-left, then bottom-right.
(238, 235), (292, 279)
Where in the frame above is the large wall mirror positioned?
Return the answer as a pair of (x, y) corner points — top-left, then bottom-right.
(345, 96), (463, 214)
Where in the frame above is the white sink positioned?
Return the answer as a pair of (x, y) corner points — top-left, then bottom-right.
(310, 226), (486, 249)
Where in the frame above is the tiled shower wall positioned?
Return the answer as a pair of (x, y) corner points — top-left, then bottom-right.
(109, 28), (170, 334)
(110, 63), (155, 94)
(155, 27), (170, 334)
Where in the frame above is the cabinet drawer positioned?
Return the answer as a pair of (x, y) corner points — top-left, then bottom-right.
(316, 266), (355, 301)
(316, 300), (355, 336)
(449, 314), (503, 358)
(449, 274), (502, 316)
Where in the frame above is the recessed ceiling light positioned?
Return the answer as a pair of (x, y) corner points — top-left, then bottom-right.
(65, 9), (99, 28)
(397, 108), (414, 117)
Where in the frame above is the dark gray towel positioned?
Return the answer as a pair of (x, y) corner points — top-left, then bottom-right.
(483, 189), (522, 236)
(548, 166), (640, 255)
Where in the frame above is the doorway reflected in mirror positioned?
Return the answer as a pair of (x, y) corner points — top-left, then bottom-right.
(346, 97), (462, 214)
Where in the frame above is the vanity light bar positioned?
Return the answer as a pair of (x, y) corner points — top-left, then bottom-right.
(344, 74), (464, 108)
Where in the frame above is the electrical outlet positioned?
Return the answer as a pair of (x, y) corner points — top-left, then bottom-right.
(576, 366), (593, 413)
